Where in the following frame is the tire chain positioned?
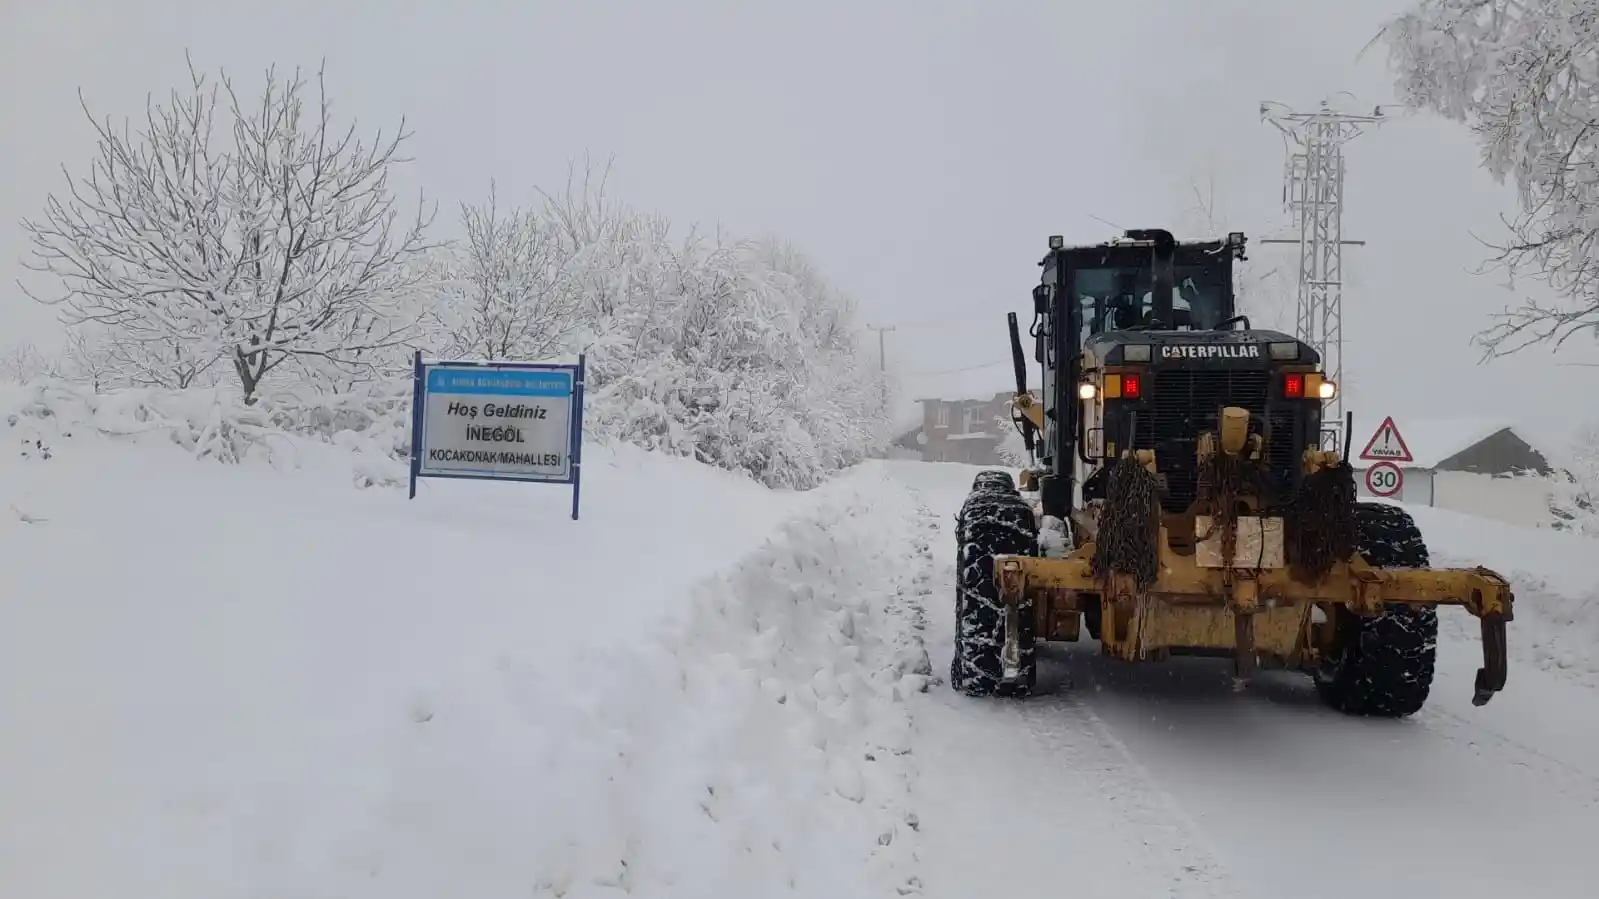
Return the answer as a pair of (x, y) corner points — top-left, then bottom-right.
(1091, 454), (1162, 591)
(953, 480), (1037, 694)
(1288, 462), (1357, 579)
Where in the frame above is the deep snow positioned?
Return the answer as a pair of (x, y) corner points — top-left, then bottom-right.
(4, 392), (1599, 898)
(0, 386), (933, 898)
(1407, 503), (1599, 687)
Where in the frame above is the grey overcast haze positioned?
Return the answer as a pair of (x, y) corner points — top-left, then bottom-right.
(3, 0), (1593, 446)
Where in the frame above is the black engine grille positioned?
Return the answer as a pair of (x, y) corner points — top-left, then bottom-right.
(1136, 369), (1297, 512)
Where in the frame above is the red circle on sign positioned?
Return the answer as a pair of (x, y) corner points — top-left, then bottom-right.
(1365, 461), (1403, 498)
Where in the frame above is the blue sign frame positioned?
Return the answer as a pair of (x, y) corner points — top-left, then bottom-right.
(408, 351), (586, 520)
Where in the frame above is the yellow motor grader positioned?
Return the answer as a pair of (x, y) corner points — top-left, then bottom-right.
(953, 229), (1512, 717)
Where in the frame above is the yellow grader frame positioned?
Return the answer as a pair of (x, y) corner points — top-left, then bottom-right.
(997, 400), (1514, 709)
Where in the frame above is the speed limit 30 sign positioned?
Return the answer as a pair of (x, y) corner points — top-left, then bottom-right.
(1365, 461), (1403, 498)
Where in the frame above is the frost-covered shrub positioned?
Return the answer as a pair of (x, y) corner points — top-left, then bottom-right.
(4, 379), (410, 488)
(439, 168), (892, 490)
(0, 342), (59, 383)
(993, 415), (1032, 468)
(1542, 424), (1599, 537)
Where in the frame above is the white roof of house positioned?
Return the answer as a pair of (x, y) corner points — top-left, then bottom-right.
(1354, 415), (1544, 470)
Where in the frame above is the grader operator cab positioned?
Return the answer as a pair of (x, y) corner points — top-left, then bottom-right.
(953, 228), (1513, 717)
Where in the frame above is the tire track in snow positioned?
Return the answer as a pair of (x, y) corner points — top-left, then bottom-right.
(904, 477), (1242, 899)
(913, 674), (1244, 898)
(1014, 691), (1242, 899)
(1418, 707), (1599, 808)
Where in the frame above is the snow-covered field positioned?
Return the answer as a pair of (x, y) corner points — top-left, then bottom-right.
(4, 397), (1599, 898)
(0, 387), (932, 898)
(1410, 504), (1599, 688)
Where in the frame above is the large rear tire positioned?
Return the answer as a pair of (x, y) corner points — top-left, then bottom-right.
(1315, 502), (1438, 718)
(969, 469), (1017, 495)
(952, 477), (1039, 697)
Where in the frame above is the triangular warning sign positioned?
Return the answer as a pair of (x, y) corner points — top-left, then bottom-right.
(1359, 415), (1414, 463)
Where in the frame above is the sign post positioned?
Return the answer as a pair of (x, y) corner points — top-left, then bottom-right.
(408, 352), (586, 520)
(1358, 415), (1414, 464)
(1358, 416), (1410, 501)
(1364, 460), (1403, 498)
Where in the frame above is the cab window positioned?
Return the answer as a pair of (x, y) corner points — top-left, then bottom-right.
(1071, 264), (1229, 338)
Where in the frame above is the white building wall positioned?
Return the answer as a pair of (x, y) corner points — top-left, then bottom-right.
(1432, 471), (1553, 528)
(1353, 467), (1551, 528)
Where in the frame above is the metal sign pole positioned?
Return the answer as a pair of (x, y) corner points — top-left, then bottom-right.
(408, 349), (424, 500)
(571, 353), (586, 521)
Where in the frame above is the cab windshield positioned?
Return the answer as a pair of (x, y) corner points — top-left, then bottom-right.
(1073, 263), (1230, 339)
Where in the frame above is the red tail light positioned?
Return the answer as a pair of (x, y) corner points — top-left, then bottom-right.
(1123, 374), (1142, 399)
(1283, 373), (1304, 398)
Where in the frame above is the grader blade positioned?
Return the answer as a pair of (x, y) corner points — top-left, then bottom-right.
(1474, 612), (1509, 707)
(994, 547), (1516, 707)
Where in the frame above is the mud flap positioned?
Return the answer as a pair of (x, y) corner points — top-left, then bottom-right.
(1231, 611), (1256, 692)
(1001, 601), (1022, 684)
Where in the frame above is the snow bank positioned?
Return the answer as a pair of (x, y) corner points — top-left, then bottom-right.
(1398, 501), (1599, 687)
(1, 384), (936, 897)
(1, 386), (878, 898)
(3, 378), (411, 489)
(263, 467), (936, 898)
(1, 372), (884, 494)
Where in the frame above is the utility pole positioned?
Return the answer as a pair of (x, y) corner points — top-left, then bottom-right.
(867, 324), (895, 411)
(1259, 98), (1388, 452)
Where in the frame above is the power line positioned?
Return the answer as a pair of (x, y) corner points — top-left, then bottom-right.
(879, 309), (1026, 331)
(901, 357), (1011, 378)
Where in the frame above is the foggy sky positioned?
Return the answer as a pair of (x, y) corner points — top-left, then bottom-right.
(3, 0), (1593, 448)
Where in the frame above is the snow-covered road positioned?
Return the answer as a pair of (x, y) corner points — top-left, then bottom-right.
(895, 460), (1599, 899)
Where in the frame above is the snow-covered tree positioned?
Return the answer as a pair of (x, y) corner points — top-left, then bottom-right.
(436, 184), (585, 362)
(1382, 1), (1599, 356)
(59, 323), (222, 390)
(1544, 423), (1599, 535)
(747, 236), (893, 465)
(0, 342), (60, 383)
(20, 56), (436, 403)
(993, 413), (1032, 468)
(430, 159), (891, 489)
